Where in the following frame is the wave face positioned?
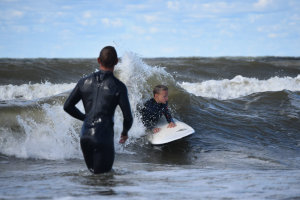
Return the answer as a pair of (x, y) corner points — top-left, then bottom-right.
(0, 55), (300, 170)
(0, 53), (175, 159)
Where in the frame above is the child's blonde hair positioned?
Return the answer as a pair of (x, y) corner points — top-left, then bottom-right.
(153, 85), (168, 95)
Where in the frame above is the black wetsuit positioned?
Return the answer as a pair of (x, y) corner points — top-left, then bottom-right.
(140, 98), (173, 130)
(64, 70), (133, 174)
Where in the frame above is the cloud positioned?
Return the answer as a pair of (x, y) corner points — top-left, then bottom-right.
(12, 25), (29, 33)
(202, 2), (232, 13)
(290, 14), (300, 22)
(101, 18), (123, 27)
(125, 3), (149, 11)
(1, 0), (18, 2)
(10, 10), (24, 17)
(167, 1), (180, 10)
(149, 27), (158, 34)
(248, 14), (263, 23)
(219, 29), (233, 37)
(59, 29), (74, 40)
(268, 33), (278, 38)
(77, 11), (98, 26)
(131, 25), (146, 34)
(144, 14), (159, 23)
(254, 0), (273, 8)
(82, 11), (92, 19)
(56, 11), (66, 17)
(0, 9), (24, 21)
(161, 46), (178, 54)
(61, 5), (73, 10)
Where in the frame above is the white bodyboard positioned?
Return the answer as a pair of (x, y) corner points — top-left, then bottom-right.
(147, 118), (195, 145)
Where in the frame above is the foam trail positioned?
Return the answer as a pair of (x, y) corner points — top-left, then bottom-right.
(180, 75), (300, 100)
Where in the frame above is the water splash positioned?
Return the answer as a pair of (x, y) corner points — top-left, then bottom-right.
(0, 104), (82, 159)
(0, 52), (175, 159)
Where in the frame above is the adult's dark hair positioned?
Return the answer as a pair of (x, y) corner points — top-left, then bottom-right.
(153, 85), (168, 95)
(98, 46), (118, 68)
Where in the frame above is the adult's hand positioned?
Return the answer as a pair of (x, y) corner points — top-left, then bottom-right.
(119, 135), (128, 144)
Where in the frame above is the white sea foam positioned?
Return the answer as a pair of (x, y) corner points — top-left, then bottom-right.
(180, 75), (300, 100)
(0, 103), (82, 159)
(0, 81), (75, 101)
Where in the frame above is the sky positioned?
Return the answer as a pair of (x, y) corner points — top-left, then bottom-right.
(0, 0), (300, 58)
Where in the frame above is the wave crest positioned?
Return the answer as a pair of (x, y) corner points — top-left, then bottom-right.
(180, 75), (300, 100)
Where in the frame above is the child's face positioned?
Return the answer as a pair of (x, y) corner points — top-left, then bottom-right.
(155, 90), (168, 104)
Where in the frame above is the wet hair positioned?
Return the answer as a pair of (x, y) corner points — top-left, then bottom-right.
(153, 85), (168, 95)
(98, 46), (118, 68)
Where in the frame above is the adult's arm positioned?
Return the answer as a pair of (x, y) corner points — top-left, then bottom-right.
(63, 82), (85, 121)
(118, 85), (133, 136)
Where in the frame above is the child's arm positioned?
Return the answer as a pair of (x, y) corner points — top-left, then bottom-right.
(163, 103), (176, 128)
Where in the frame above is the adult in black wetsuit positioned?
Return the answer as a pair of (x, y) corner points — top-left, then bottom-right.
(64, 46), (133, 174)
(140, 85), (176, 133)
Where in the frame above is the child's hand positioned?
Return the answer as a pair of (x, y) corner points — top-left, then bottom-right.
(152, 128), (160, 134)
(167, 122), (176, 128)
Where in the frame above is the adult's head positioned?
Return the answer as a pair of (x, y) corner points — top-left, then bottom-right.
(98, 46), (118, 69)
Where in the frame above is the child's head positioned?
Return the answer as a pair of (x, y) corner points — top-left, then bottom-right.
(98, 46), (118, 69)
(153, 85), (168, 104)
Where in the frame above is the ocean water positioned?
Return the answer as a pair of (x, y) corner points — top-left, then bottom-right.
(0, 53), (300, 199)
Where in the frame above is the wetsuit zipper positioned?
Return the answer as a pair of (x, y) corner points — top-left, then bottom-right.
(92, 74), (101, 124)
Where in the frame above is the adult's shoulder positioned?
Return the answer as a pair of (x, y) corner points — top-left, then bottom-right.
(113, 76), (128, 90)
(82, 73), (95, 83)
(77, 73), (94, 88)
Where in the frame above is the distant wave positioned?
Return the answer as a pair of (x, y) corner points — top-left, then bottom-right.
(179, 75), (300, 100)
(0, 82), (75, 101)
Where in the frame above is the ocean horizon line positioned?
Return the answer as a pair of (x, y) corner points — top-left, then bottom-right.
(1, 55), (300, 60)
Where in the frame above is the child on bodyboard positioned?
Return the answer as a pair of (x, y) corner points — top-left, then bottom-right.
(139, 85), (176, 133)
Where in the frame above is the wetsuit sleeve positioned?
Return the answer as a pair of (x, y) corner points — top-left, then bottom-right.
(118, 85), (133, 136)
(63, 82), (85, 121)
(163, 103), (174, 123)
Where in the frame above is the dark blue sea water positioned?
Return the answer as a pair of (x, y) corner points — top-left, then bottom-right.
(0, 54), (300, 199)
